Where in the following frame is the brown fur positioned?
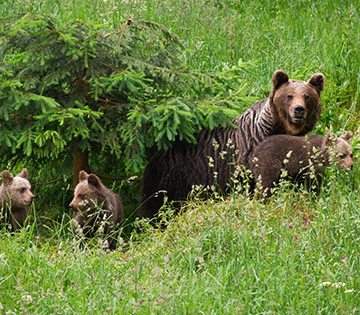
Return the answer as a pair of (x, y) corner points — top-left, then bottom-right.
(0, 169), (34, 231)
(250, 131), (353, 199)
(140, 70), (325, 220)
(69, 170), (123, 249)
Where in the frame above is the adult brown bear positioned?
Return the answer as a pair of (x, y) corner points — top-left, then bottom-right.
(140, 70), (325, 219)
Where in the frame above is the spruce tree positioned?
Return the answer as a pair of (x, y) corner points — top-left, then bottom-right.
(0, 13), (254, 185)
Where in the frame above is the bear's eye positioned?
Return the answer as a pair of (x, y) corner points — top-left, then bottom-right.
(287, 95), (293, 100)
(79, 194), (86, 199)
(304, 94), (310, 101)
(340, 154), (346, 159)
(19, 188), (26, 193)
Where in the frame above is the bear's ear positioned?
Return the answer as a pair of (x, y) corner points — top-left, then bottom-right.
(17, 168), (28, 179)
(272, 70), (289, 90)
(79, 170), (89, 182)
(307, 73), (325, 95)
(340, 131), (353, 141)
(324, 132), (337, 146)
(2, 170), (13, 186)
(88, 174), (101, 188)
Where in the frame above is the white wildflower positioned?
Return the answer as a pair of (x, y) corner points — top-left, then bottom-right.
(212, 139), (219, 151)
(72, 219), (84, 236)
(22, 295), (33, 304)
(196, 256), (205, 265)
(319, 282), (331, 286)
(280, 169), (288, 178)
(219, 151), (228, 159)
(345, 289), (355, 293)
(208, 156), (214, 167)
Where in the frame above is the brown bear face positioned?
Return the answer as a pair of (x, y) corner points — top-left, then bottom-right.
(327, 131), (353, 171)
(271, 71), (325, 136)
(2, 169), (34, 208)
(69, 171), (107, 233)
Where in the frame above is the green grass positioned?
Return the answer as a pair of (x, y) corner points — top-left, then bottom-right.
(1, 0), (360, 313)
(1, 168), (360, 313)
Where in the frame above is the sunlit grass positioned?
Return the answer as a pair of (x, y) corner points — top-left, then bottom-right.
(1, 165), (360, 313)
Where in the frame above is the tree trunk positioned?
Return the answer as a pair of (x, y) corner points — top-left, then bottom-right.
(73, 147), (91, 188)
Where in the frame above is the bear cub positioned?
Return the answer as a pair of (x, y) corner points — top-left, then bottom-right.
(69, 170), (123, 250)
(250, 131), (353, 199)
(0, 168), (34, 231)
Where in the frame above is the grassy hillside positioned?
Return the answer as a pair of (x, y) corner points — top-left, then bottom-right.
(1, 170), (360, 313)
(1, 0), (360, 313)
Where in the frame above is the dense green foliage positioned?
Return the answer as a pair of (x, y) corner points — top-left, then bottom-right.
(0, 0), (360, 313)
(0, 12), (253, 174)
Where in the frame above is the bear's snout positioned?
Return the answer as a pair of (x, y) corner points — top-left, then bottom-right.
(29, 194), (34, 203)
(342, 163), (353, 171)
(24, 193), (34, 206)
(344, 160), (354, 171)
(293, 105), (305, 121)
